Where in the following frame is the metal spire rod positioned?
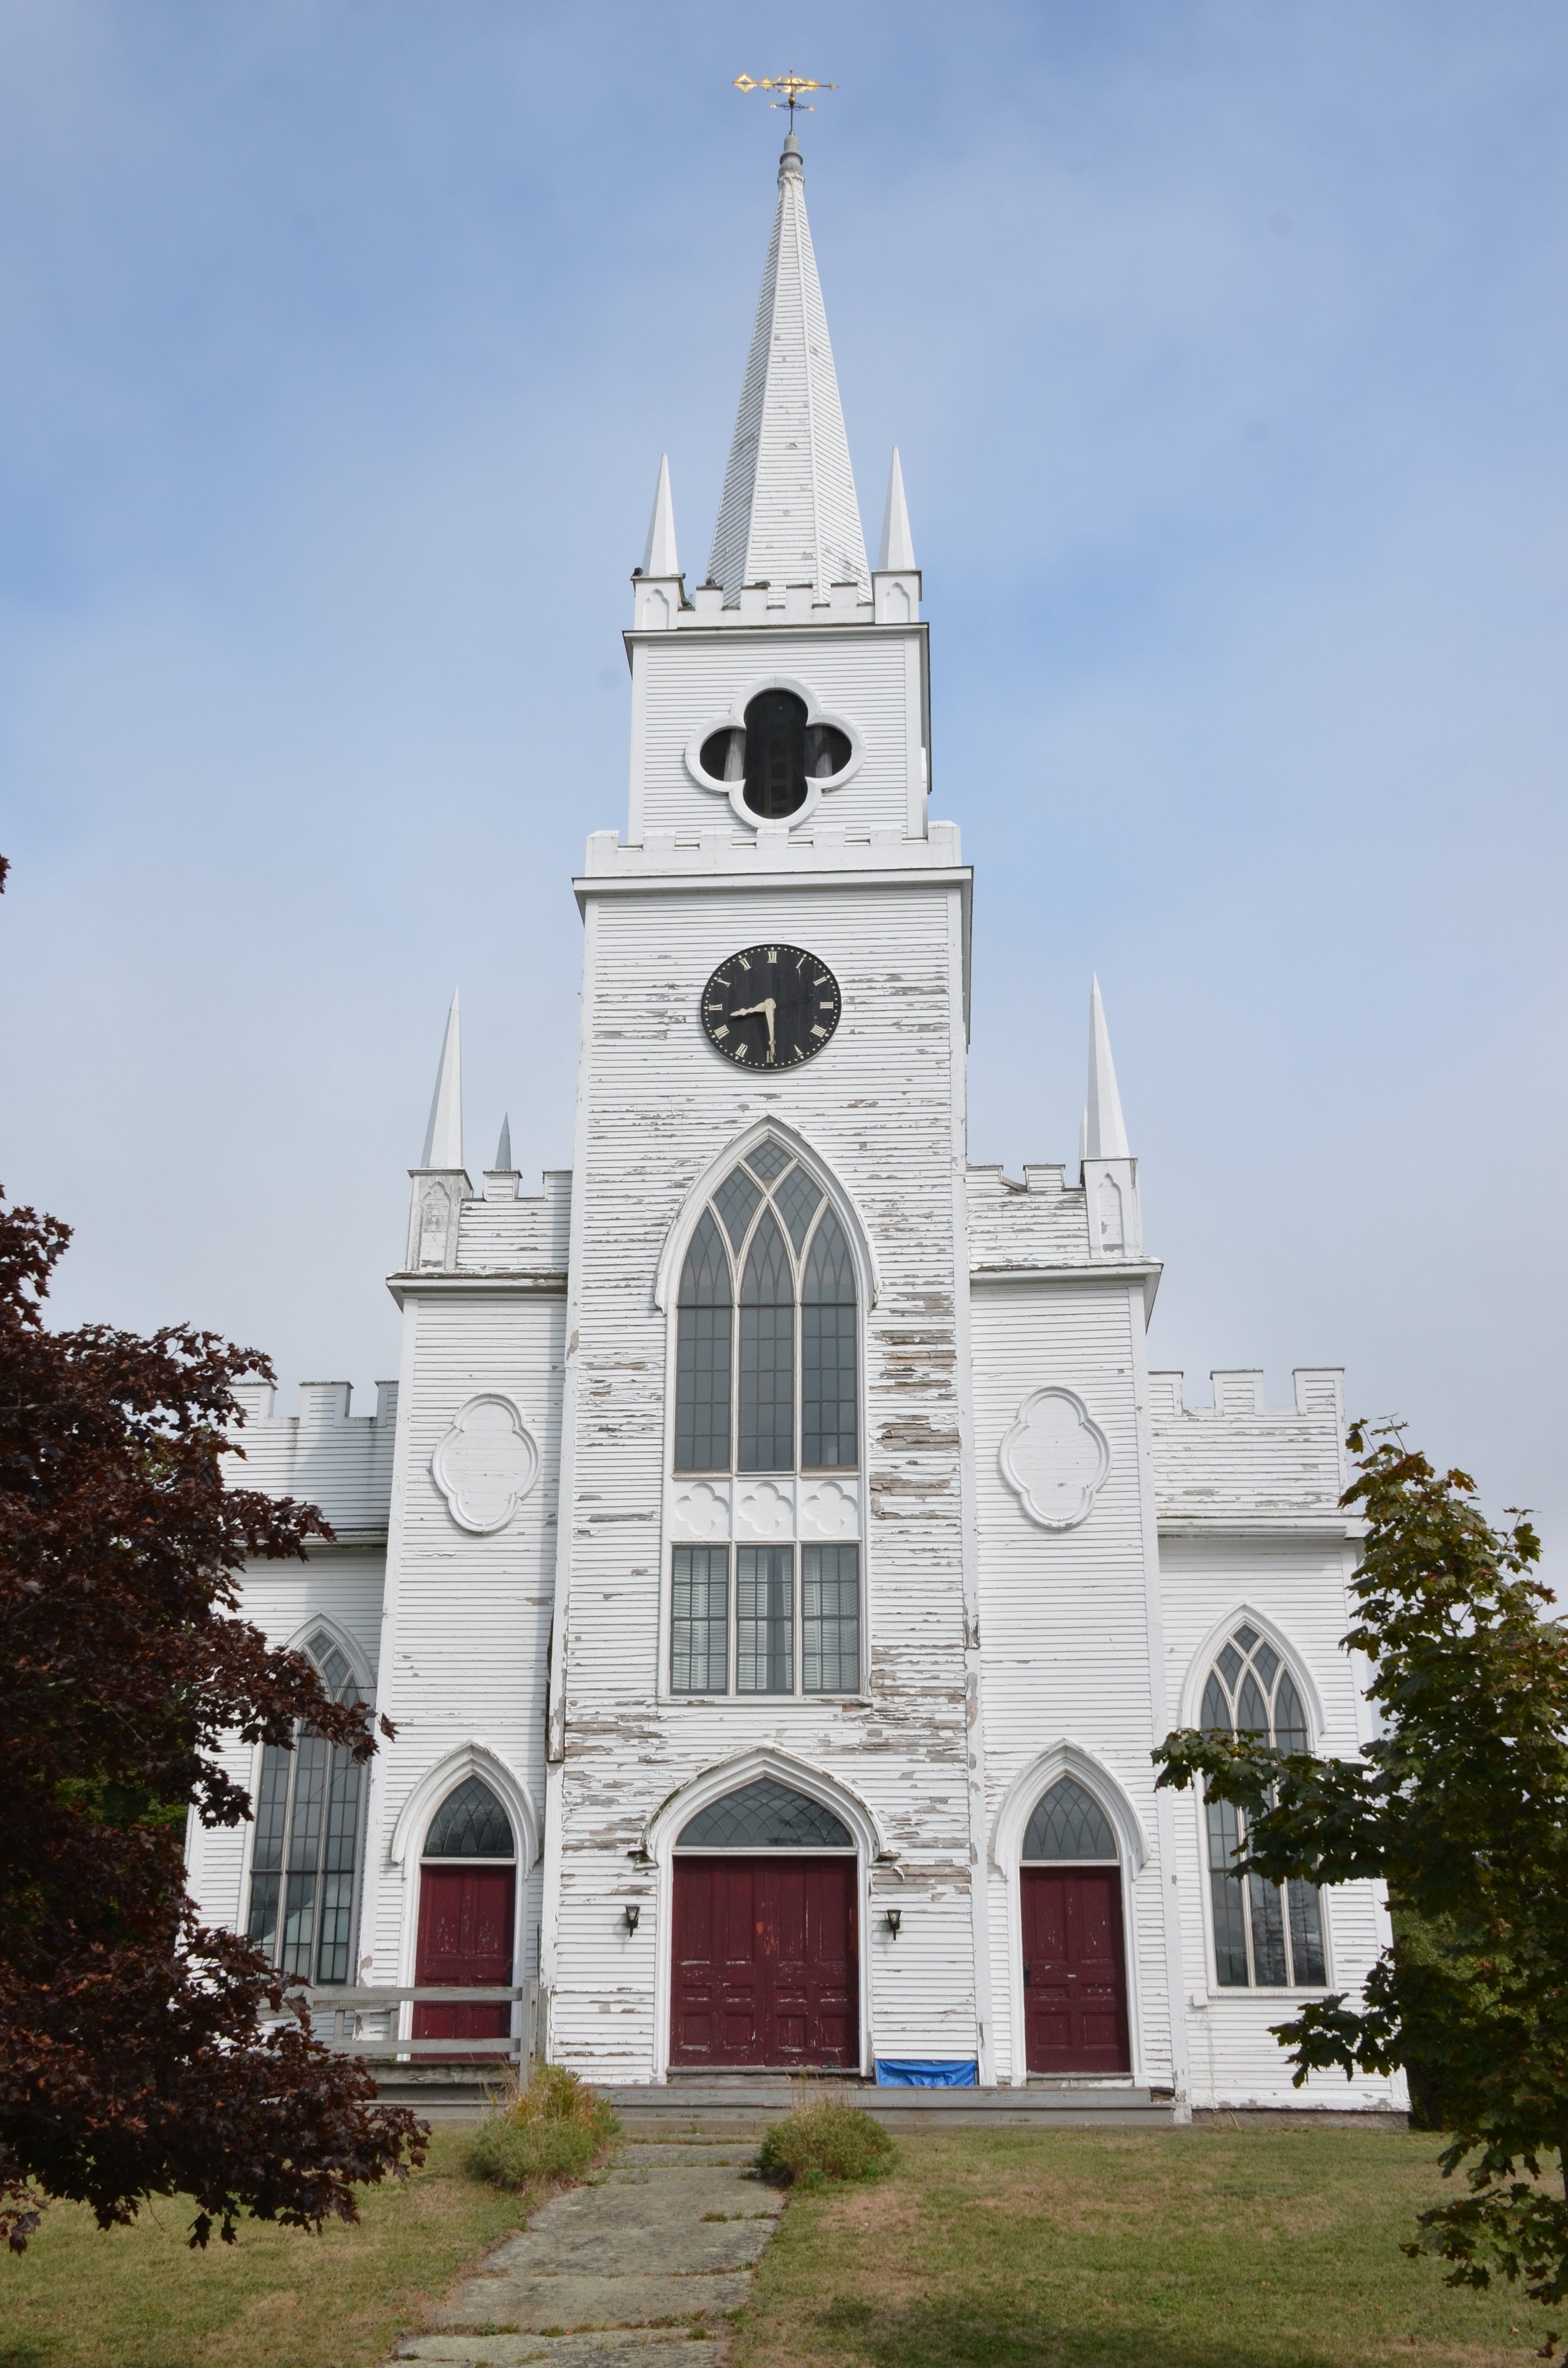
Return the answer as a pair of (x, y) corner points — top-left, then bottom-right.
(733, 72), (837, 130)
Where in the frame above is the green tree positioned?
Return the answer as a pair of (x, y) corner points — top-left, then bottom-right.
(1156, 1425), (1568, 2340)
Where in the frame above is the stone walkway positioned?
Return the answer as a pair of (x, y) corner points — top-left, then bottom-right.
(392, 2135), (785, 2368)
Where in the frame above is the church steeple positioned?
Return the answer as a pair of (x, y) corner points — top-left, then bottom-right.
(707, 134), (869, 607)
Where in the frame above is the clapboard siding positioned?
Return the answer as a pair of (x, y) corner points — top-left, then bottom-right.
(633, 629), (920, 843)
(1160, 1531), (1398, 2107)
(226, 1379), (398, 1541)
(358, 1283), (567, 1992)
(971, 1273), (1178, 2089)
(548, 861), (979, 2080)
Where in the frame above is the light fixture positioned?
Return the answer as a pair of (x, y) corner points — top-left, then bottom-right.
(623, 1903), (640, 1934)
(884, 1908), (901, 1937)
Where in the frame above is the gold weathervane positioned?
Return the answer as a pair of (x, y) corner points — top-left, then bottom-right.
(733, 72), (837, 130)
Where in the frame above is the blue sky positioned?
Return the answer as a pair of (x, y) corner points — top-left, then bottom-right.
(3, 3), (1565, 1566)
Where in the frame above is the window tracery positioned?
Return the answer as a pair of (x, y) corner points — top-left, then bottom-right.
(423, 1776), (514, 1860)
(670, 1139), (861, 1697)
(677, 1776), (854, 1851)
(1201, 1625), (1327, 1987)
(1022, 1776), (1118, 1863)
(245, 1632), (364, 1987)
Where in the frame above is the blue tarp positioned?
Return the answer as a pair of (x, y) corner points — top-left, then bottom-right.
(874, 2059), (978, 2088)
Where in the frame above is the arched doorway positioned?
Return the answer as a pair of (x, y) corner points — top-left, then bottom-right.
(413, 1776), (515, 2048)
(1020, 1776), (1131, 2075)
(670, 1776), (857, 2071)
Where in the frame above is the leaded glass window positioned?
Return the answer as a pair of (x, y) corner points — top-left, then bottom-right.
(423, 1776), (513, 1859)
(802, 1212), (856, 1469)
(245, 1632), (365, 1987)
(675, 1209), (731, 1473)
(739, 1213), (794, 1472)
(1022, 1776), (1118, 1862)
(677, 1776), (853, 1850)
(1201, 1625), (1327, 1988)
(669, 1140), (863, 1698)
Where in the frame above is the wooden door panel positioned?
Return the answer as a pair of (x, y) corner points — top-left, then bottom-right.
(1022, 1867), (1130, 2076)
(413, 1865), (514, 2042)
(670, 1857), (857, 2069)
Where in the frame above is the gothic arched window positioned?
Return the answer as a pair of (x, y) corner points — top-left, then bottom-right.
(245, 1632), (365, 1987)
(1022, 1776), (1118, 1864)
(671, 1140), (861, 1699)
(423, 1776), (514, 1861)
(1201, 1625), (1327, 1988)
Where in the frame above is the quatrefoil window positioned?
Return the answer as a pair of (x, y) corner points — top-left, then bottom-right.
(690, 688), (856, 823)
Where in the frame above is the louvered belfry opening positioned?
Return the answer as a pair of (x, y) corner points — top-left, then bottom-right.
(743, 689), (808, 819)
(671, 1777), (858, 2071)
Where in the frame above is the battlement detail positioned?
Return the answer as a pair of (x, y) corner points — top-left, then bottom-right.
(1149, 1369), (1350, 1532)
(456, 1167), (572, 1280)
(226, 1379), (398, 1543)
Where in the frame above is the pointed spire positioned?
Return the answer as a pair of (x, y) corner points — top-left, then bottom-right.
(420, 991), (463, 1169)
(494, 1114), (512, 1172)
(707, 137), (868, 605)
(1084, 977), (1130, 1159)
(642, 454), (679, 578)
(877, 447), (916, 571)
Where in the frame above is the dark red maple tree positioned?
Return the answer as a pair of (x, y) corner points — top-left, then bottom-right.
(0, 1189), (425, 2250)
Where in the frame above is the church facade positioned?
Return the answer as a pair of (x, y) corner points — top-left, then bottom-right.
(189, 134), (1401, 2113)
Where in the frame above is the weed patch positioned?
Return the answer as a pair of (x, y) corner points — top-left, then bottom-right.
(465, 2063), (618, 2193)
(756, 2098), (897, 2192)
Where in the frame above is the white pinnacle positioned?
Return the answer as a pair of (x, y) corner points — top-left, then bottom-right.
(1084, 976), (1130, 1159)
(707, 134), (868, 603)
(642, 454), (679, 578)
(421, 991), (463, 1170)
(877, 447), (916, 571)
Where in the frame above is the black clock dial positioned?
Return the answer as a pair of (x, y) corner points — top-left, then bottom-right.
(701, 943), (842, 1070)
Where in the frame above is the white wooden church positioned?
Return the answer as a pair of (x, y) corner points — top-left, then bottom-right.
(191, 131), (1402, 2114)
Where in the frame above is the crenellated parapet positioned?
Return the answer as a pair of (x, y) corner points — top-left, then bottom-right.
(967, 1161), (1155, 1302)
(454, 1167), (572, 1282)
(1148, 1368), (1352, 1535)
(226, 1379), (398, 1544)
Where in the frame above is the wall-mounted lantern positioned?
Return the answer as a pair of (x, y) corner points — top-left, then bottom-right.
(623, 1903), (640, 1935)
(884, 1908), (902, 1938)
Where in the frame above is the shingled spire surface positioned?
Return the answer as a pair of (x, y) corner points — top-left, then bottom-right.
(707, 134), (869, 606)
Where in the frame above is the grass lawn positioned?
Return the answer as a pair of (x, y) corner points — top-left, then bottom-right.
(733, 2122), (1555, 2368)
(0, 2126), (527, 2368)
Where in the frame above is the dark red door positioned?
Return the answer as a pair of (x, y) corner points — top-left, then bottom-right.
(671, 1857), (857, 2069)
(1022, 1868), (1130, 2074)
(413, 1865), (514, 2045)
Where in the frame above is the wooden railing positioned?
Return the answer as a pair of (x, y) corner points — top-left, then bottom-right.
(268, 1982), (539, 2066)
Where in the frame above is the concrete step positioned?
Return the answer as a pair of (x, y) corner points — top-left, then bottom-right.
(371, 2068), (1178, 2130)
(600, 2078), (1176, 2131)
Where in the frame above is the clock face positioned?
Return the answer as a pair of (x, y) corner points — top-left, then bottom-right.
(701, 943), (842, 1070)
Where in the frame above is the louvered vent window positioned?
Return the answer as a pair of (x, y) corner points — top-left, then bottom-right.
(671, 1139), (861, 1698)
(246, 1633), (365, 1987)
(1201, 1627), (1327, 1988)
(699, 693), (852, 820)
